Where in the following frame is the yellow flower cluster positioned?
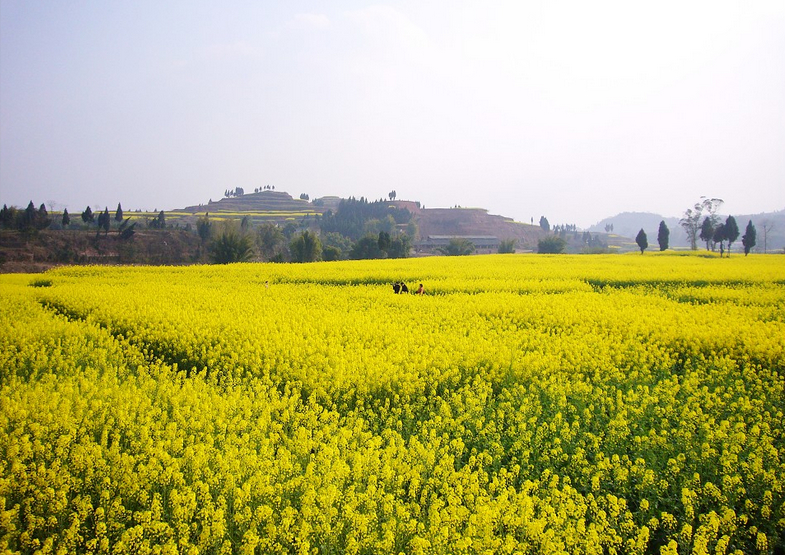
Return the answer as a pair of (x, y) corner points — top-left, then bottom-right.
(1, 254), (783, 554)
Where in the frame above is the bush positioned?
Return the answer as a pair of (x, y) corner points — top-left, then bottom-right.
(537, 236), (566, 254)
(439, 238), (475, 256)
(208, 226), (254, 264)
(289, 231), (322, 263)
(498, 238), (516, 254)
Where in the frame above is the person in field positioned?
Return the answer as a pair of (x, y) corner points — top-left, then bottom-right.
(400, 282), (409, 293)
(392, 282), (401, 294)
(416, 283), (424, 295)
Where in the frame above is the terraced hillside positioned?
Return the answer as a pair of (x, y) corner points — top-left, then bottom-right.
(173, 191), (324, 227)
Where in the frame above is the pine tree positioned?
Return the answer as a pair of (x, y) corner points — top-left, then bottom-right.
(657, 220), (670, 251)
(724, 216), (739, 257)
(699, 217), (714, 250)
(742, 220), (757, 256)
(635, 229), (648, 254)
(0, 205), (11, 228)
(23, 201), (37, 230)
(81, 206), (94, 223)
(713, 223), (727, 256)
(115, 203), (124, 222)
(102, 208), (111, 233)
(62, 208), (70, 227)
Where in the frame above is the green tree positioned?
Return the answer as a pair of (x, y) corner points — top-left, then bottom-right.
(537, 235), (566, 253)
(439, 238), (475, 256)
(679, 204), (702, 250)
(322, 245), (342, 261)
(197, 214), (212, 244)
(81, 206), (94, 224)
(498, 238), (516, 254)
(98, 207), (111, 234)
(209, 224), (254, 264)
(257, 223), (286, 260)
(741, 220), (756, 256)
(37, 203), (51, 229)
(635, 229), (648, 254)
(539, 216), (550, 232)
(0, 205), (12, 228)
(147, 210), (166, 229)
(119, 218), (136, 240)
(290, 230), (322, 263)
(657, 221), (669, 251)
(282, 222), (298, 239)
(377, 231), (391, 253)
(386, 234), (411, 258)
(115, 203), (124, 222)
(681, 197), (723, 250)
(350, 235), (383, 259)
(364, 215), (396, 236)
(713, 223), (726, 255)
(724, 215), (739, 256)
(22, 201), (37, 231)
(699, 217), (715, 251)
(62, 208), (70, 227)
(702, 197), (724, 227)
(321, 232), (354, 259)
(320, 197), (412, 240)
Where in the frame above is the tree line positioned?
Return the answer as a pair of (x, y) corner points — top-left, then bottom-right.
(196, 197), (418, 264)
(631, 199), (757, 255)
(677, 198), (757, 256)
(0, 201), (173, 240)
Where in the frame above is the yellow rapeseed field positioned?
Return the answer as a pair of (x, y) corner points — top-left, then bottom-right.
(1, 253), (783, 554)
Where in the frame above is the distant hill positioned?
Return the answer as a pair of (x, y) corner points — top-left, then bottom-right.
(178, 190), (318, 214)
(409, 206), (543, 252)
(590, 210), (785, 252)
(590, 213), (687, 246)
(175, 192), (549, 251)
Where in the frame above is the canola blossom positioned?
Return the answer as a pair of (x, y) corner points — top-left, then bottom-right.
(1, 253), (783, 554)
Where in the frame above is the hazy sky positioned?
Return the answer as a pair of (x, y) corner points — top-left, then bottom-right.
(2, 1), (784, 228)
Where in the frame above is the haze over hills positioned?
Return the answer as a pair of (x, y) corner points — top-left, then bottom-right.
(171, 189), (785, 253)
(4, 189), (780, 257)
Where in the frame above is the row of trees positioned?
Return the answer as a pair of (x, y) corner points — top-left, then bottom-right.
(0, 201), (174, 241)
(536, 216), (606, 254)
(0, 202), (52, 231)
(677, 197), (760, 255)
(2, 197), (417, 265)
(636, 216), (757, 256)
(197, 213), (415, 264)
(320, 197), (413, 240)
(680, 197), (723, 250)
(1, 202), (127, 232)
